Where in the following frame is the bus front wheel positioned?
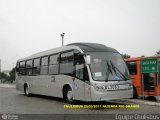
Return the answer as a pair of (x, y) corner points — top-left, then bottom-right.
(64, 86), (74, 103)
(24, 84), (31, 97)
(133, 86), (138, 98)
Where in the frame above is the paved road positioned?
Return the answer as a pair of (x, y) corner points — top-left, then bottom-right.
(0, 87), (160, 115)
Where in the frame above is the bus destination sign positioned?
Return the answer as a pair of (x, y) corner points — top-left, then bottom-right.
(141, 58), (158, 73)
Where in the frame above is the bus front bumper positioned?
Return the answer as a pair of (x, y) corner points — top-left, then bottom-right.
(91, 89), (133, 101)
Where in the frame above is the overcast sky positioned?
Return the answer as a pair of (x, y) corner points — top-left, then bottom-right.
(0, 0), (160, 70)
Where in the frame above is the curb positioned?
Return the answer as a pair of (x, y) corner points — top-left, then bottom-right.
(127, 99), (160, 106)
(111, 99), (160, 106)
(0, 84), (16, 88)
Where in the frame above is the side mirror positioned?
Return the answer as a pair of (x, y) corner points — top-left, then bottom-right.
(86, 55), (91, 65)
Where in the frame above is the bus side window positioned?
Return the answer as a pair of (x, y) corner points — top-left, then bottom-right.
(26, 60), (33, 75)
(16, 62), (19, 73)
(75, 63), (84, 80)
(33, 58), (40, 75)
(49, 54), (59, 74)
(19, 61), (26, 75)
(74, 63), (89, 81)
(74, 50), (85, 65)
(60, 51), (74, 75)
(126, 61), (137, 75)
(74, 50), (89, 81)
(40, 56), (49, 75)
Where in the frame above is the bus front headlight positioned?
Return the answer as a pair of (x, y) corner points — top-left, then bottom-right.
(94, 84), (106, 91)
(128, 84), (133, 89)
(94, 86), (100, 91)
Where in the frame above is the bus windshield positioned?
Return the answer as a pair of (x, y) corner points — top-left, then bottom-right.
(89, 52), (130, 81)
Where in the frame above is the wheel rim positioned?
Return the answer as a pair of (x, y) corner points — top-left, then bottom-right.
(67, 90), (73, 101)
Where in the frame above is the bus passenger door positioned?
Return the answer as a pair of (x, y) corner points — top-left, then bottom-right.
(143, 73), (155, 93)
(126, 60), (141, 97)
(74, 63), (85, 101)
(84, 66), (91, 101)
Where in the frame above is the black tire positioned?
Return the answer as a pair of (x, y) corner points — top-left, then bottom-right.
(133, 86), (138, 98)
(64, 86), (74, 103)
(24, 84), (31, 97)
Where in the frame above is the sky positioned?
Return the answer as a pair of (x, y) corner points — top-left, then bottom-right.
(0, 0), (160, 70)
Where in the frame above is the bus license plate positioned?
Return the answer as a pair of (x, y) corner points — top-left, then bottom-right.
(106, 84), (119, 90)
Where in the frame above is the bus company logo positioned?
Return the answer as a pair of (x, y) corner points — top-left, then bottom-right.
(1, 113), (8, 120)
(1, 114), (18, 120)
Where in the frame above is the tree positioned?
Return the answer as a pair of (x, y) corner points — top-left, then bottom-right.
(121, 54), (131, 59)
(0, 72), (9, 83)
(0, 67), (15, 83)
(8, 68), (15, 83)
(0, 72), (8, 79)
(156, 49), (160, 55)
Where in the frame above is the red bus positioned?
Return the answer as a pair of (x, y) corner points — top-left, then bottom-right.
(126, 55), (160, 100)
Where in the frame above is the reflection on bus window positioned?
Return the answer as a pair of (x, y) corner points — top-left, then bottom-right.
(60, 51), (74, 75)
(41, 56), (48, 74)
(33, 58), (40, 75)
(26, 60), (33, 75)
(49, 54), (59, 74)
(19, 61), (26, 75)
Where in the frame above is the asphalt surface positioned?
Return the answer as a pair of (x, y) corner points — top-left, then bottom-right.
(0, 87), (160, 115)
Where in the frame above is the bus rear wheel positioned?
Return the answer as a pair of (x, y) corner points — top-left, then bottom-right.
(24, 84), (31, 97)
(64, 87), (74, 103)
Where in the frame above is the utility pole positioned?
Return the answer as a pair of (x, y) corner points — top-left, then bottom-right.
(60, 33), (65, 46)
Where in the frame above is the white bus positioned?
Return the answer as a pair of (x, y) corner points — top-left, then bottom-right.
(16, 43), (133, 103)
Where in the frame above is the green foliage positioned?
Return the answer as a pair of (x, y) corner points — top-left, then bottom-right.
(121, 54), (131, 59)
(0, 72), (9, 83)
(9, 68), (15, 83)
(0, 67), (15, 83)
(156, 49), (160, 54)
(0, 72), (9, 79)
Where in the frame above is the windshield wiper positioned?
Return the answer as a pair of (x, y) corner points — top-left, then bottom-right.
(110, 60), (127, 81)
(105, 60), (113, 82)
